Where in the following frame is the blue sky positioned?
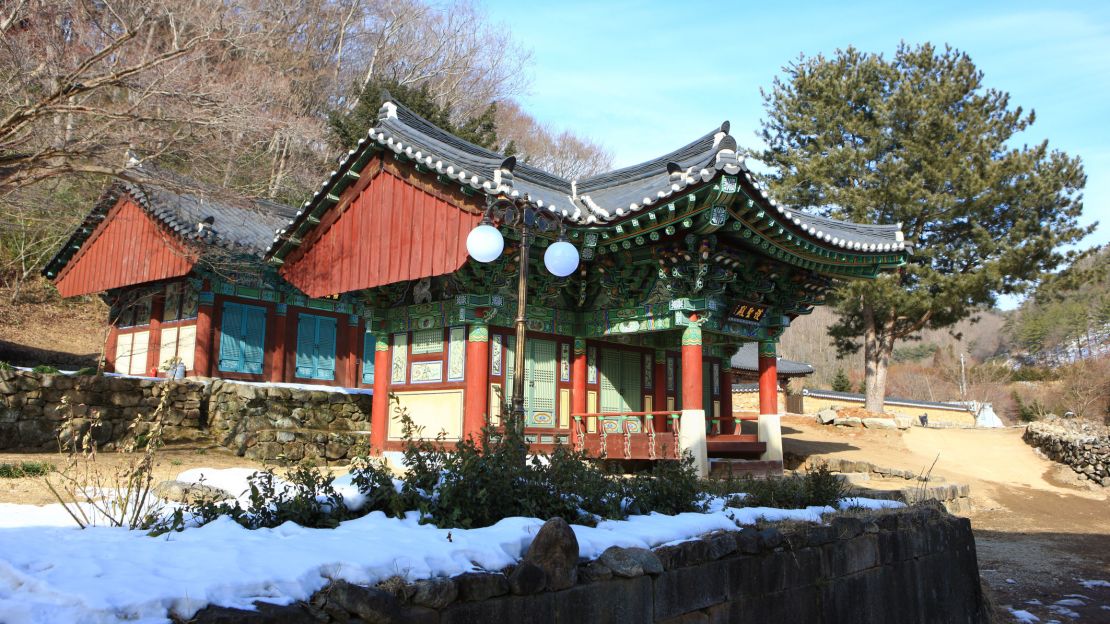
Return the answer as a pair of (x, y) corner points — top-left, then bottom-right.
(482, 0), (1109, 262)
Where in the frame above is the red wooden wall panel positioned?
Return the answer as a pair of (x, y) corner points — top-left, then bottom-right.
(54, 198), (196, 297)
(280, 169), (482, 298)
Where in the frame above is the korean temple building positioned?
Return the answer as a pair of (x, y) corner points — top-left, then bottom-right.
(44, 99), (907, 473)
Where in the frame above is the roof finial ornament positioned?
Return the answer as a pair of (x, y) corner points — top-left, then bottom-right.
(494, 156), (516, 190)
(377, 90), (398, 120)
(720, 121), (730, 135)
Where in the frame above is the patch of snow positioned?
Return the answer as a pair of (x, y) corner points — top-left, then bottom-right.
(839, 497), (905, 510)
(1047, 603), (1079, 618)
(177, 468), (270, 502)
(0, 466), (912, 624)
(1008, 608), (1040, 622)
(1026, 599), (1043, 606)
(1080, 579), (1110, 589)
(1007, 578), (1018, 584)
(1053, 597), (1085, 607)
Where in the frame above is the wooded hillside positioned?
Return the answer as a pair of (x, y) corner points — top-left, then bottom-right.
(0, 0), (612, 303)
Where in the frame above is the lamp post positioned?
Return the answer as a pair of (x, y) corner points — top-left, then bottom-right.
(466, 189), (579, 424)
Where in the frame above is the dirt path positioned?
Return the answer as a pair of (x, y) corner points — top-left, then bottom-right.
(783, 416), (1110, 622)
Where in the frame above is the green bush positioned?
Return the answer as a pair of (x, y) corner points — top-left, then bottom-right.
(0, 360), (12, 371)
(161, 399), (706, 533)
(0, 461), (55, 478)
(74, 367), (98, 376)
(32, 364), (60, 374)
(150, 464), (352, 534)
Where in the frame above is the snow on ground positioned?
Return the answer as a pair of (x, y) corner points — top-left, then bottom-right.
(0, 468), (903, 624)
(1008, 608), (1040, 622)
(1080, 579), (1110, 589)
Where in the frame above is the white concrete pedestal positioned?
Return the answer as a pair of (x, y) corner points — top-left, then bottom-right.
(757, 413), (784, 463)
(679, 409), (709, 477)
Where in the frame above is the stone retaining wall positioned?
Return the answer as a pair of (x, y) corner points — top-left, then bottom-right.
(206, 380), (372, 462)
(0, 370), (373, 461)
(187, 506), (990, 624)
(1024, 420), (1110, 487)
(0, 368), (206, 450)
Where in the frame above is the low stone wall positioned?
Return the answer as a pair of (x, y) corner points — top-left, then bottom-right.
(0, 368), (205, 451)
(206, 380), (372, 462)
(808, 458), (973, 515)
(187, 506), (989, 624)
(0, 370), (373, 461)
(1024, 420), (1110, 487)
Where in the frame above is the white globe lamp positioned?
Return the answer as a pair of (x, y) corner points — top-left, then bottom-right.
(544, 239), (580, 277)
(466, 223), (504, 263)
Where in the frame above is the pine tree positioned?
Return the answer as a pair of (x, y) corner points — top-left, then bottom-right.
(830, 368), (852, 393)
(328, 80), (500, 152)
(759, 43), (1089, 412)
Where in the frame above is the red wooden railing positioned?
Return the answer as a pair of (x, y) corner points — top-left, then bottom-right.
(571, 411), (682, 460)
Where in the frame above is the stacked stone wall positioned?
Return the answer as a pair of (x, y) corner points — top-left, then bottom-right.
(0, 370), (373, 461)
(1024, 419), (1110, 487)
(0, 368), (206, 450)
(206, 380), (372, 462)
(188, 506), (991, 624)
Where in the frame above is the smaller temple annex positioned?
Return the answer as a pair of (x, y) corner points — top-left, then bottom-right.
(44, 99), (908, 471)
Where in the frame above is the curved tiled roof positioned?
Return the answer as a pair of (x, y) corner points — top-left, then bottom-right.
(729, 342), (815, 376)
(269, 99), (906, 259)
(43, 165), (297, 279)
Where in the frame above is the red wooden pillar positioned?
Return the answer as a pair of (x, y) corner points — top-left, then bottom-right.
(103, 324), (120, 373)
(145, 293), (164, 376)
(342, 316), (359, 387)
(681, 320), (703, 411)
(652, 349), (667, 433)
(571, 339), (587, 416)
(758, 341), (778, 415)
(463, 324), (490, 441)
(370, 333), (391, 452)
(193, 291), (215, 377)
(269, 305), (287, 382)
(720, 363), (734, 434)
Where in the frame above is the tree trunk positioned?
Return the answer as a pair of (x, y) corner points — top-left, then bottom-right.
(863, 305), (896, 413)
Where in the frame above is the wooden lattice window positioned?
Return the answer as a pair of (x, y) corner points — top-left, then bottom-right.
(599, 349), (642, 413)
(411, 329), (443, 354)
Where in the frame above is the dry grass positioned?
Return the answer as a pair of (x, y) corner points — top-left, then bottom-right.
(0, 278), (106, 368)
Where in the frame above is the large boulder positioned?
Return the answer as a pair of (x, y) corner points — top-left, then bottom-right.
(862, 418), (897, 430)
(834, 416), (862, 427)
(816, 408), (838, 425)
(598, 547), (644, 578)
(523, 517), (579, 590)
